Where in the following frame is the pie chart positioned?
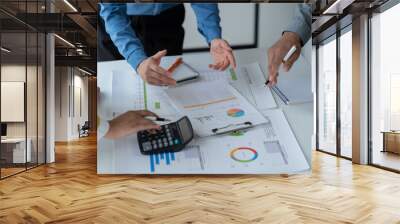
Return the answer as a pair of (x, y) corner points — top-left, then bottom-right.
(227, 108), (245, 117)
(230, 147), (258, 163)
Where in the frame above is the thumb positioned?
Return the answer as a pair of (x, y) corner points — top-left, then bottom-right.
(152, 49), (167, 60)
(283, 50), (300, 72)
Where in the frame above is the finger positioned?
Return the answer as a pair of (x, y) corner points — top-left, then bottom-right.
(268, 62), (279, 85)
(147, 76), (163, 86)
(213, 61), (224, 70)
(268, 52), (280, 85)
(282, 50), (300, 72)
(269, 74), (278, 86)
(226, 51), (237, 69)
(220, 58), (229, 71)
(152, 49), (167, 60)
(137, 110), (159, 118)
(150, 70), (176, 86)
(138, 119), (160, 128)
(137, 123), (161, 132)
(150, 63), (169, 76)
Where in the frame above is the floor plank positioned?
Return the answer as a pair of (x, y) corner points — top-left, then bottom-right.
(1, 135), (400, 224)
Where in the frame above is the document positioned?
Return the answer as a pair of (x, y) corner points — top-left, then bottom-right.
(98, 109), (310, 174)
(270, 55), (313, 104)
(195, 62), (277, 110)
(164, 80), (267, 137)
(98, 65), (310, 174)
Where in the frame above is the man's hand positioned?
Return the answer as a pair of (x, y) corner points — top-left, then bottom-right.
(137, 50), (177, 86)
(105, 110), (161, 140)
(267, 32), (302, 86)
(209, 39), (237, 71)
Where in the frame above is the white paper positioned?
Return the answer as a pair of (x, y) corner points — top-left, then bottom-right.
(195, 63), (277, 110)
(98, 109), (309, 174)
(164, 80), (267, 137)
(98, 66), (310, 174)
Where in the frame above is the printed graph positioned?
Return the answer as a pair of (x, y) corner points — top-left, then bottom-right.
(149, 151), (176, 173)
(227, 108), (245, 117)
(148, 145), (205, 173)
(229, 147), (258, 163)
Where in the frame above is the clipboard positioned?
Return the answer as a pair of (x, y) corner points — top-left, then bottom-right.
(212, 121), (254, 135)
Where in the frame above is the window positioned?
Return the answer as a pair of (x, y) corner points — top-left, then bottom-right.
(0, 1), (47, 179)
(370, 2), (400, 171)
(317, 35), (337, 154)
(339, 28), (352, 158)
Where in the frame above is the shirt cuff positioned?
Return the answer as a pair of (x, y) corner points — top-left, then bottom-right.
(127, 50), (148, 72)
(204, 27), (222, 44)
(283, 21), (311, 46)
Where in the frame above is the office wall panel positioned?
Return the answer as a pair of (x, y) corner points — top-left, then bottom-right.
(1, 82), (25, 122)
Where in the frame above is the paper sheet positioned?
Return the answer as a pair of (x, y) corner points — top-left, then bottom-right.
(98, 65), (310, 174)
(194, 63), (277, 110)
(98, 109), (309, 174)
(164, 80), (267, 137)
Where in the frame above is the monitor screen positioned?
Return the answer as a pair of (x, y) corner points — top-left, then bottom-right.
(1, 123), (7, 137)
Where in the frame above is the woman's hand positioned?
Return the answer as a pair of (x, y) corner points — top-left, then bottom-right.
(105, 110), (161, 139)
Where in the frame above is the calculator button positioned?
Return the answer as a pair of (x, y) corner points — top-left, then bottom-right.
(174, 139), (180, 144)
(158, 143), (163, 148)
(142, 142), (152, 151)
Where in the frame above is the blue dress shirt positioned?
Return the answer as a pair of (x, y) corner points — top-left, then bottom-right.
(284, 4), (312, 46)
(100, 3), (221, 70)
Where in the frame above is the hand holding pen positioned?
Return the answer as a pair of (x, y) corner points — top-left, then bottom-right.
(266, 32), (302, 86)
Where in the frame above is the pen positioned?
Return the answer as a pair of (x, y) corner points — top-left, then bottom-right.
(145, 116), (171, 122)
(167, 57), (183, 74)
(265, 45), (297, 86)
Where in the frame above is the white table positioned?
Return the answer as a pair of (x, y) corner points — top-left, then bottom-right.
(1, 137), (32, 163)
(98, 48), (313, 164)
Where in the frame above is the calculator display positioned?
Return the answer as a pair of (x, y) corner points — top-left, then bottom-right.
(178, 118), (192, 142)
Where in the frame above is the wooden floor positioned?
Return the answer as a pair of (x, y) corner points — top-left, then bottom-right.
(1, 135), (400, 224)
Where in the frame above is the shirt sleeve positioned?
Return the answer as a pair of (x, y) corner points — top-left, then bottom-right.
(284, 4), (312, 46)
(190, 3), (222, 44)
(99, 4), (148, 70)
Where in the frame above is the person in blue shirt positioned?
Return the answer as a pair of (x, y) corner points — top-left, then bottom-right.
(266, 4), (312, 86)
(99, 3), (236, 86)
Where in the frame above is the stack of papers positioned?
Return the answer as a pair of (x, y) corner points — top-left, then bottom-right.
(98, 62), (310, 174)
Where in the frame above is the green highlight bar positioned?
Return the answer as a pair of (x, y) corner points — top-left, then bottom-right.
(229, 68), (237, 81)
(155, 102), (161, 109)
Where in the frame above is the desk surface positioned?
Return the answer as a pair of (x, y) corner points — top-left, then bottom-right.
(98, 48), (313, 164)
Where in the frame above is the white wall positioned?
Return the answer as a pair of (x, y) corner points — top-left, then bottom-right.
(183, 3), (256, 49)
(54, 67), (89, 141)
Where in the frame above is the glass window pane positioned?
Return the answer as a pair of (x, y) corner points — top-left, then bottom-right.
(38, 33), (46, 165)
(318, 36), (337, 154)
(27, 31), (38, 169)
(371, 3), (400, 171)
(1, 31), (27, 177)
(340, 29), (352, 158)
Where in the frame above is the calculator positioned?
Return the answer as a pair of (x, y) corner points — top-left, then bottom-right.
(137, 116), (194, 155)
